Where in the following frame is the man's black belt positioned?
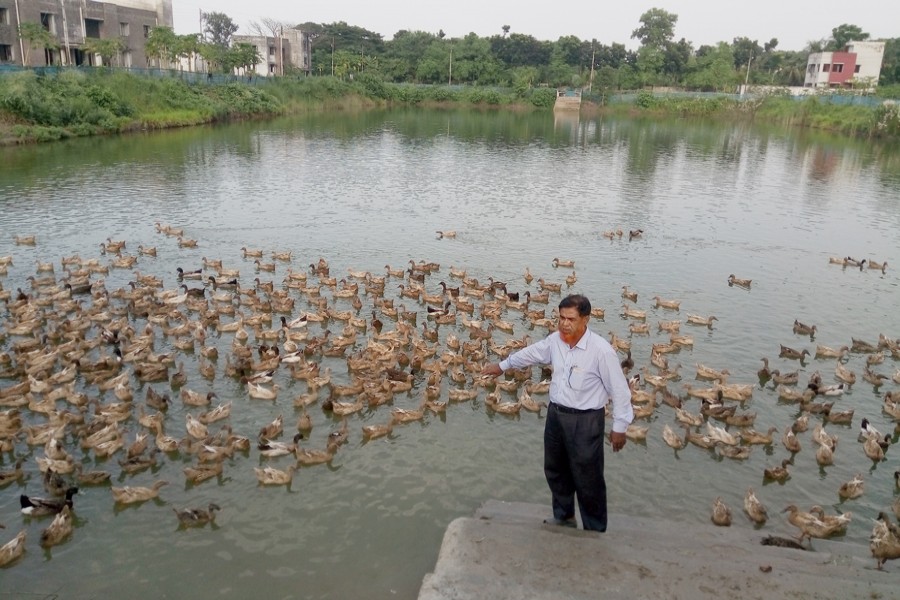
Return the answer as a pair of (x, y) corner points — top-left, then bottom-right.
(550, 403), (604, 415)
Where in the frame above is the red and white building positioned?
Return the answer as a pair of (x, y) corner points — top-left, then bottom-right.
(804, 41), (886, 89)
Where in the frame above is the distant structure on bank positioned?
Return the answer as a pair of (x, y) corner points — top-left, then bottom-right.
(0, 0), (172, 67)
(232, 29), (311, 77)
(804, 41), (885, 89)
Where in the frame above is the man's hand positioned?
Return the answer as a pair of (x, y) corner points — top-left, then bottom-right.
(481, 363), (502, 377)
(610, 431), (627, 453)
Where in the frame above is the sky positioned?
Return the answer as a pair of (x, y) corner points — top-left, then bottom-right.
(172, 1), (890, 52)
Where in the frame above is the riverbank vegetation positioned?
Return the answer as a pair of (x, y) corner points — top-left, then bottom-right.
(1, 69), (898, 144)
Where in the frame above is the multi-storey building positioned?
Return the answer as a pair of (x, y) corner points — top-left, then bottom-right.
(804, 40), (886, 89)
(232, 28), (311, 77)
(0, 0), (172, 67)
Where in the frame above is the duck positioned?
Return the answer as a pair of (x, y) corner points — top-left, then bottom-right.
(435, 230), (456, 239)
(851, 337), (878, 353)
(706, 422), (738, 446)
(628, 229), (643, 241)
(620, 285), (638, 303)
(771, 370), (801, 386)
(176, 267), (203, 280)
(686, 314), (717, 328)
(20, 487), (78, 517)
(779, 344), (809, 361)
(0, 530), (27, 567)
(863, 432), (886, 461)
(39, 505), (74, 548)
(174, 503), (221, 527)
(0, 459), (25, 486)
(683, 424), (718, 450)
(815, 440), (834, 466)
(727, 274), (751, 288)
(111, 480), (168, 504)
(862, 366), (888, 387)
(537, 278), (562, 293)
(743, 487), (768, 524)
(254, 465), (295, 485)
(711, 497), (732, 526)
(362, 417), (396, 440)
(523, 267), (533, 284)
(718, 445), (751, 460)
(652, 296), (681, 310)
(674, 406), (703, 427)
(867, 260), (888, 273)
(783, 504), (838, 545)
(871, 512), (900, 570)
(791, 319), (816, 336)
(834, 361), (856, 385)
(763, 459), (791, 482)
(551, 258), (575, 268)
(740, 426), (777, 445)
(183, 460), (223, 485)
(73, 463), (111, 486)
(661, 423), (685, 450)
(294, 442), (339, 466)
(838, 473), (865, 500)
(781, 428), (802, 453)
(816, 344), (849, 359)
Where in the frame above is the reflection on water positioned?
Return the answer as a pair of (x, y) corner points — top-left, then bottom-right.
(0, 110), (899, 599)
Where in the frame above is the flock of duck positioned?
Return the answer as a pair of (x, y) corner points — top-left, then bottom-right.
(1, 225), (899, 571)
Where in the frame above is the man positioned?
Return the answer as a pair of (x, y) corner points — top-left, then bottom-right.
(482, 294), (633, 531)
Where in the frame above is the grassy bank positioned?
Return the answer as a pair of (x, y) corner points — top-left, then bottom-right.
(0, 70), (555, 145)
(589, 90), (900, 139)
(1, 69), (898, 144)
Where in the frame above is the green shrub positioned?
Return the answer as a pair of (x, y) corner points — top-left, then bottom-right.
(634, 90), (657, 109)
(529, 87), (556, 108)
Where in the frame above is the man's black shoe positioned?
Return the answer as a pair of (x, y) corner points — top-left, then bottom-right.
(543, 518), (578, 529)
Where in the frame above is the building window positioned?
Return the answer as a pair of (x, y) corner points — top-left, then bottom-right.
(822, 64), (830, 72)
(833, 63), (843, 73)
(120, 22), (130, 36)
(268, 46), (275, 57)
(0, 7), (9, 25)
(854, 65), (861, 73)
(85, 19), (102, 39)
(143, 25), (151, 38)
(40, 13), (56, 35)
(0, 44), (12, 62)
(807, 64), (816, 74)
(122, 50), (132, 67)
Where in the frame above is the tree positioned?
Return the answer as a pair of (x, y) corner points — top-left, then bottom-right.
(176, 34), (201, 72)
(631, 8), (678, 49)
(732, 37), (761, 71)
(662, 38), (692, 81)
(502, 25), (510, 37)
(383, 30), (437, 82)
(83, 37), (125, 67)
(685, 42), (736, 91)
(829, 24), (869, 51)
(228, 42), (261, 75)
(18, 22), (59, 65)
(203, 11), (238, 49)
(145, 26), (178, 70)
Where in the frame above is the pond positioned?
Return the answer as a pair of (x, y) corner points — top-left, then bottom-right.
(1, 108), (899, 599)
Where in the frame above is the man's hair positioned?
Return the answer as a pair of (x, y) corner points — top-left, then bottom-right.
(558, 294), (591, 317)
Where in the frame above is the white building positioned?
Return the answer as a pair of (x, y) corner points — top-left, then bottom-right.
(803, 40), (885, 89)
(233, 28), (310, 77)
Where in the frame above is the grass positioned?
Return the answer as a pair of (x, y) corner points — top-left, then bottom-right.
(0, 69), (897, 144)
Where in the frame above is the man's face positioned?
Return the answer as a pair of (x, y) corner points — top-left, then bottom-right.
(558, 306), (588, 343)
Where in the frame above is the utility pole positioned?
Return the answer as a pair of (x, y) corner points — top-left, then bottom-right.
(742, 52), (753, 97)
(13, 0), (25, 66)
(589, 40), (595, 93)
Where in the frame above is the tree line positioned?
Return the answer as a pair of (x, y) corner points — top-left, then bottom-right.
(18, 7), (898, 93)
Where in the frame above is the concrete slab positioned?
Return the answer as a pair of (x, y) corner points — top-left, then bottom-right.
(418, 500), (895, 600)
